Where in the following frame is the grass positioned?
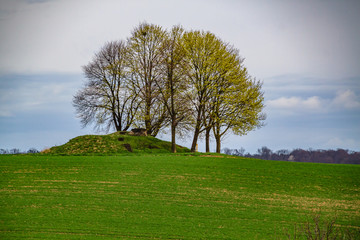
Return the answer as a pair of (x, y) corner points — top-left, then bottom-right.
(45, 132), (190, 155)
(1, 154), (359, 239)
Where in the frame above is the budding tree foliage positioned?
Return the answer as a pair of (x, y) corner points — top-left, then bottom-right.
(73, 23), (266, 153)
(73, 41), (140, 132)
(126, 23), (169, 137)
(182, 30), (226, 152)
(211, 66), (266, 153)
(183, 30), (266, 152)
(156, 25), (193, 152)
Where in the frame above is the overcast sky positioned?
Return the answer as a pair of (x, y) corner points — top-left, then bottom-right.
(0, 0), (359, 153)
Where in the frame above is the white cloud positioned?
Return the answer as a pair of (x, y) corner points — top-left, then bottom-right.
(267, 89), (360, 114)
(332, 90), (360, 110)
(267, 96), (324, 113)
(303, 96), (322, 109)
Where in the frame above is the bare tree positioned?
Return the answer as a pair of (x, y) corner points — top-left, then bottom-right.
(27, 148), (39, 154)
(0, 149), (9, 154)
(9, 148), (21, 154)
(257, 146), (272, 160)
(73, 41), (140, 132)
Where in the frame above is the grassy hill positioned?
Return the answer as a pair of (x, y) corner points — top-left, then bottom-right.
(1, 154), (359, 239)
(44, 132), (190, 155)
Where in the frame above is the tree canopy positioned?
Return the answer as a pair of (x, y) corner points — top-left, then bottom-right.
(73, 22), (266, 153)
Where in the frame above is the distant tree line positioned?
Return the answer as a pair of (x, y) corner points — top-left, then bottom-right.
(73, 22), (266, 153)
(222, 146), (360, 164)
(0, 148), (39, 155)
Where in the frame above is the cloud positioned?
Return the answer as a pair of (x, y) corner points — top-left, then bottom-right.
(0, 0), (360, 78)
(1, 1), (360, 153)
(0, 74), (82, 117)
(267, 96), (323, 113)
(332, 90), (360, 110)
(267, 89), (360, 115)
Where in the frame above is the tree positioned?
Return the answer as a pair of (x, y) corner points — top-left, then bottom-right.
(0, 149), (9, 154)
(27, 148), (39, 154)
(73, 23), (266, 153)
(257, 146), (272, 160)
(156, 25), (192, 152)
(235, 147), (246, 157)
(73, 40), (140, 132)
(205, 42), (265, 153)
(182, 30), (227, 152)
(127, 22), (169, 137)
(9, 148), (21, 154)
(212, 74), (266, 153)
(222, 147), (246, 156)
(203, 41), (240, 153)
(276, 149), (290, 160)
(183, 30), (265, 152)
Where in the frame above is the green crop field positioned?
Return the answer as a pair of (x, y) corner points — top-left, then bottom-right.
(1, 154), (359, 239)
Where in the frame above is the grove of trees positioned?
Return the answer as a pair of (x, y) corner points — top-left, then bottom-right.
(73, 23), (266, 153)
(0, 148), (39, 154)
(223, 147), (360, 164)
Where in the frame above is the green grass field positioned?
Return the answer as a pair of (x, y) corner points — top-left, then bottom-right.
(1, 154), (359, 239)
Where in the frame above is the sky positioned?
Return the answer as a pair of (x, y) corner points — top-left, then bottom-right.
(0, 0), (360, 153)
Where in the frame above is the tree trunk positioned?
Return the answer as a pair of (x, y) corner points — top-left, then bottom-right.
(171, 116), (176, 153)
(191, 129), (200, 152)
(191, 110), (202, 152)
(214, 121), (221, 153)
(216, 135), (221, 153)
(205, 127), (211, 153)
(145, 99), (152, 135)
(113, 114), (121, 131)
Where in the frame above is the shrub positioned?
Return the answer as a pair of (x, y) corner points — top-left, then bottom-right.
(282, 212), (360, 240)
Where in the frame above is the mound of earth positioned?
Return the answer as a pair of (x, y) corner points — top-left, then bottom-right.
(45, 132), (190, 155)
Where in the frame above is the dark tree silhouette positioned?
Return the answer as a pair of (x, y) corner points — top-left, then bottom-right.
(73, 41), (140, 132)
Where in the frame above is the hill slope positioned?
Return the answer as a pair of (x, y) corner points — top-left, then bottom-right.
(45, 132), (190, 155)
